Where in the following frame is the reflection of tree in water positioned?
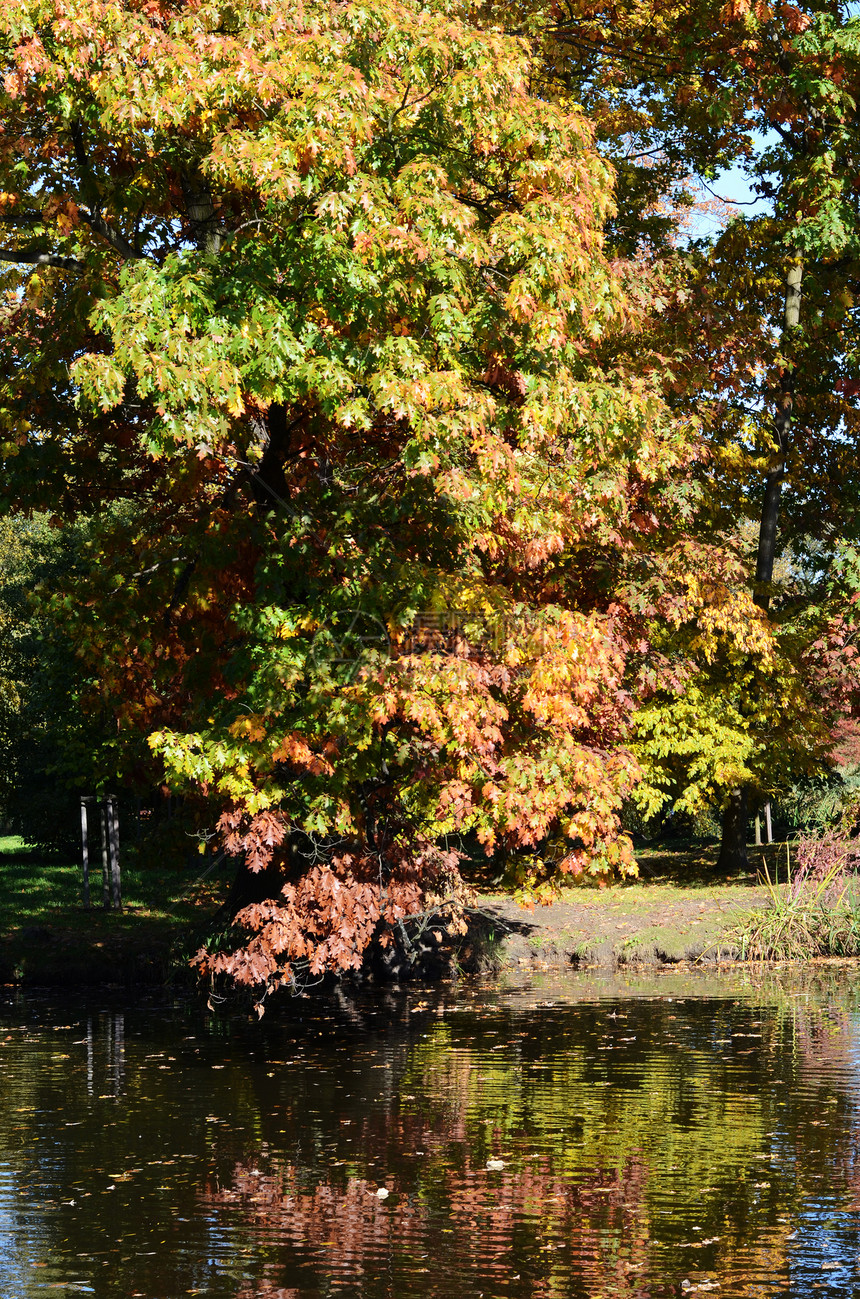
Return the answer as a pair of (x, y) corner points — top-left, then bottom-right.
(707, 983), (860, 1295)
(198, 991), (860, 1299)
(6, 984), (860, 1297)
(792, 996), (860, 1204)
(796, 1002), (854, 1079)
(210, 1149), (654, 1299)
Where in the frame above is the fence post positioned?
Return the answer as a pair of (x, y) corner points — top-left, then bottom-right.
(99, 800), (110, 908)
(80, 797), (91, 909)
(82, 794), (122, 910)
(107, 795), (121, 910)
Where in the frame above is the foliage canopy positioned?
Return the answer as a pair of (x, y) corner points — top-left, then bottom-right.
(3, 0), (860, 987)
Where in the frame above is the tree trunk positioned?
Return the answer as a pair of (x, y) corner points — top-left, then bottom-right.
(718, 260), (802, 869)
(250, 403), (302, 509)
(180, 168), (221, 255)
(716, 786), (749, 875)
(753, 259), (802, 612)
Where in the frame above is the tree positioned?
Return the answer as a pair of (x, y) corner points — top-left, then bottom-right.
(0, 0), (700, 990)
(537, 0), (860, 867)
(0, 515), (85, 848)
(0, 513), (139, 851)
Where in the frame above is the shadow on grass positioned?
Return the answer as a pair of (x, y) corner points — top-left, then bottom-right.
(633, 843), (771, 890)
(0, 834), (233, 987)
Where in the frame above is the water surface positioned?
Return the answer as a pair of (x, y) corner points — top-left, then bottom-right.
(2, 968), (860, 1297)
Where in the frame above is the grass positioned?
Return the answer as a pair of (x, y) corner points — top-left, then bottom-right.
(472, 843), (769, 969)
(4, 829), (857, 986)
(474, 841), (832, 969)
(727, 840), (860, 962)
(0, 834), (234, 986)
(553, 845), (767, 926)
(619, 923), (711, 963)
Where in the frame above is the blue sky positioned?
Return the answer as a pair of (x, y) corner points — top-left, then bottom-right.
(683, 156), (773, 240)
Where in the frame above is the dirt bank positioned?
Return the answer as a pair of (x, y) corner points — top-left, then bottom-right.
(473, 848), (772, 971)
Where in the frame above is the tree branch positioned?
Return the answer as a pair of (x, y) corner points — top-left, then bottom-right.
(0, 248), (83, 271)
(0, 213), (42, 228)
(77, 209), (142, 262)
(70, 119), (147, 261)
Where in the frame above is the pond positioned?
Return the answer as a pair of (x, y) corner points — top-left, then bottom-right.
(2, 967), (860, 1297)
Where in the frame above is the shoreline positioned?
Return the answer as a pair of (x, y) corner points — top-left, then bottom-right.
(0, 876), (766, 990)
(0, 839), (819, 991)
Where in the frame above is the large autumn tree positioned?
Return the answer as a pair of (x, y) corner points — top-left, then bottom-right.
(0, 0), (707, 990)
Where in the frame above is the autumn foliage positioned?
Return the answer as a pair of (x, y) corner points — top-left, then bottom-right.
(3, 0), (860, 988)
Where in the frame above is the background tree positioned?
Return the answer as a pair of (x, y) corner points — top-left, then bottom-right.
(0, 513), (143, 852)
(532, 0), (860, 866)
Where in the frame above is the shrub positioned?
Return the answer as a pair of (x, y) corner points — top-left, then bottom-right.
(732, 833), (860, 961)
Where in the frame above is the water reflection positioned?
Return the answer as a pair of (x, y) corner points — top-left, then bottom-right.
(1, 973), (860, 1296)
(84, 1012), (125, 1097)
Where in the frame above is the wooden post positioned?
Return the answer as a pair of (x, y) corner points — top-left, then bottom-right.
(765, 801), (773, 845)
(754, 813), (762, 847)
(80, 797), (91, 909)
(100, 801), (110, 909)
(107, 795), (121, 910)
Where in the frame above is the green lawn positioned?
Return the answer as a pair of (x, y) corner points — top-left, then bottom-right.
(0, 835), (234, 986)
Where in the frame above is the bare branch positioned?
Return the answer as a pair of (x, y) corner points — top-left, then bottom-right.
(78, 209), (142, 261)
(0, 248), (83, 271)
